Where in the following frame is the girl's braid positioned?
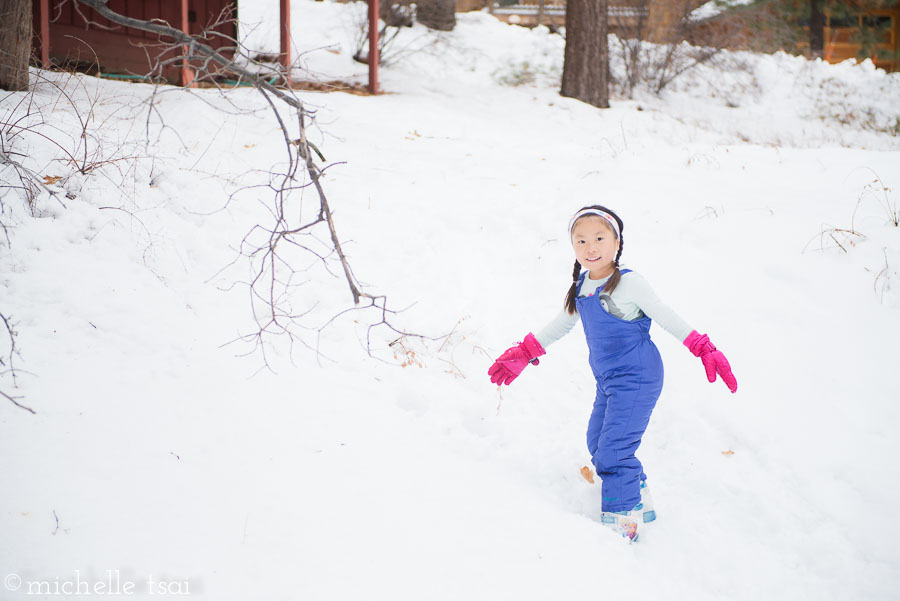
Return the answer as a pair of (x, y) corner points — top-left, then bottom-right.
(602, 231), (624, 296)
(564, 259), (581, 315)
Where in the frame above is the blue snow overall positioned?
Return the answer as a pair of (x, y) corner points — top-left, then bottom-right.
(575, 270), (665, 513)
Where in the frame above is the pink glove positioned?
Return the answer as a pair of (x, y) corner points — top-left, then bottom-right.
(488, 333), (546, 386)
(683, 330), (738, 393)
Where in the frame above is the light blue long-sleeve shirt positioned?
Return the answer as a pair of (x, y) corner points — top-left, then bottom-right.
(535, 270), (694, 348)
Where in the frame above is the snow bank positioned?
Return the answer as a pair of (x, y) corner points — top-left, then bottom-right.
(2, 2), (899, 600)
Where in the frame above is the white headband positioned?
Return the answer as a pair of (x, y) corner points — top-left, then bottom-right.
(568, 209), (620, 239)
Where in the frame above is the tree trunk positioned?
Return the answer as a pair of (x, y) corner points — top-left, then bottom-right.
(561, 0), (609, 108)
(0, 0), (32, 91)
(417, 0), (456, 31)
(809, 0), (825, 58)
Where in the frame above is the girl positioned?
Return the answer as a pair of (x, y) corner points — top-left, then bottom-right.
(488, 206), (737, 543)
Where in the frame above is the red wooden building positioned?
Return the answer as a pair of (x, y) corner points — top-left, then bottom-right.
(31, 0), (379, 90)
(32, 0), (246, 85)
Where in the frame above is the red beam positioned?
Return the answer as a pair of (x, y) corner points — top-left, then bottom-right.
(368, 0), (379, 94)
(180, 0), (195, 87)
(280, 0), (291, 71)
(38, 0), (50, 67)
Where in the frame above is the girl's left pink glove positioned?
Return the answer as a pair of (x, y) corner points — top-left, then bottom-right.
(683, 330), (738, 393)
(488, 333), (546, 386)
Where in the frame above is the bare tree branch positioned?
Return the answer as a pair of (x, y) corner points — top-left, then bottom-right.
(67, 0), (375, 361)
(0, 311), (32, 413)
(6, 0), (439, 375)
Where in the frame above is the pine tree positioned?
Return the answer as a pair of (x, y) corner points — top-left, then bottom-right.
(561, 0), (609, 108)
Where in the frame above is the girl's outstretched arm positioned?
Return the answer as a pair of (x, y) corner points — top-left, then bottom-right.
(616, 272), (693, 341)
(488, 305), (578, 387)
(625, 272), (737, 393)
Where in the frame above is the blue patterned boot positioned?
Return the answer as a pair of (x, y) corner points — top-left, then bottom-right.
(600, 510), (639, 542)
(636, 480), (657, 524)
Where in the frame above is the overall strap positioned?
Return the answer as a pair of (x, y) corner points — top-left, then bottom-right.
(574, 271), (589, 298)
(577, 268), (631, 295)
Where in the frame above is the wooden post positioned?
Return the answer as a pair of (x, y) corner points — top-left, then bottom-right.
(180, 0), (195, 87)
(280, 0), (291, 71)
(893, 6), (900, 72)
(38, 0), (50, 67)
(368, 0), (379, 94)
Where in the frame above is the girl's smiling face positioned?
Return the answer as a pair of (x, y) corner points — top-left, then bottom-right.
(571, 216), (619, 279)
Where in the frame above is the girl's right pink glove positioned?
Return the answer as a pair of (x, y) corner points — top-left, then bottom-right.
(683, 330), (738, 393)
(488, 333), (546, 386)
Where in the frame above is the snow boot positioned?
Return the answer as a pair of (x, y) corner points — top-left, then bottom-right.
(600, 510), (639, 542)
(600, 481), (657, 542)
(636, 480), (657, 524)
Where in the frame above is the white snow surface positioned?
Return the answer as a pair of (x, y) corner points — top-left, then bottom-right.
(2, 2), (900, 600)
(691, 0), (756, 22)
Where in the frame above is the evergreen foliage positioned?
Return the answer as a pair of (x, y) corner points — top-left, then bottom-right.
(718, 0), (899, 62)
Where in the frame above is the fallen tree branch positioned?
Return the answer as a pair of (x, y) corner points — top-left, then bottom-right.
(57, 0), (441, 368)
(0, 389), (34, 414)
(73, 0), (365, 306)
(0, 310), (31, 414)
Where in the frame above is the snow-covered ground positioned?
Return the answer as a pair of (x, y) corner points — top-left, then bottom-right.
(2, 2), (899, 600)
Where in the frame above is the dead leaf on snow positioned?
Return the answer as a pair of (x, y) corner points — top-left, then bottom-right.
(721, 449), (735, 456)
(43, 175), (62, 185)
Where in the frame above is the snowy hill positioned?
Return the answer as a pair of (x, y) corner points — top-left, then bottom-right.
(2, 2), (899, 600)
